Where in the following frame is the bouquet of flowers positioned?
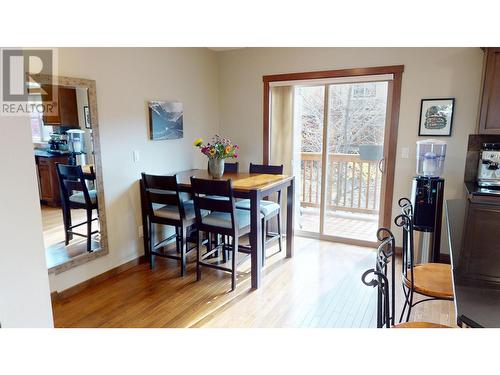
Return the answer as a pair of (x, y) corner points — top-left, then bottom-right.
(194, 135), (239, 159)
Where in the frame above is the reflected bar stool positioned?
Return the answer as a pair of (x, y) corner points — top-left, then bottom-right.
(395, 208), (454, 323)
(361, 227), (450, 328)
(141, 173), (199, 276)
(56, 164), (99, 252)
(236, 163), (283, 266)
(190, 177), (261, 291)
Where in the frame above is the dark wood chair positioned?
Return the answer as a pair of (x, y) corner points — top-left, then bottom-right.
(141, 173), (198, 276)
(361, 227), (450, 328)
(236, 163), (283, 266)
(224, 162), (239, 173)
(56, 164), (99, 252)
(207, 161), (239, 174)
(190, 177), (261, 291)
(395, 201), (454, 323)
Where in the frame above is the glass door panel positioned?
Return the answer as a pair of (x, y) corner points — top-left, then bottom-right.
(294, 85), (325, 234)
(322, 82), (388, 242)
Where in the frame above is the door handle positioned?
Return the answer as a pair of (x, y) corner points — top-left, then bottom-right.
(378, 158), (385, 173)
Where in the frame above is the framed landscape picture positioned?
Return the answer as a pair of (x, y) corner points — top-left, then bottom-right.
(418, 98), (455, 136)
(148, 101), (184, 140)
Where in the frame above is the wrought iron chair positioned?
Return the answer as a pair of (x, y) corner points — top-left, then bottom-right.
(361, 227), (449, 328)
(141, 173), (199, 276)
(395, 202), (454, 323)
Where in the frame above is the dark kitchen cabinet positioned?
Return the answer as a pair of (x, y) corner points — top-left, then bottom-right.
(41, 85), (79, 128)
(478, 48), (500, 134)
(459, 195), (500, 285)
(35, 154), (69, 206)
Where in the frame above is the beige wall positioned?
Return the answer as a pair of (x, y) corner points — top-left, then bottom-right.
(0, 116), (54, 327)
(49, 48), (220, 292)
(217, 48), (484, 250)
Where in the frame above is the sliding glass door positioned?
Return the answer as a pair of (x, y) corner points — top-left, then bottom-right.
(322, 82), (388, 243)
(282, 78), (390, 245)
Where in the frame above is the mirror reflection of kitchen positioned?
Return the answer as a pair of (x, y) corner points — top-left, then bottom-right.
(30, 83), (101, 270)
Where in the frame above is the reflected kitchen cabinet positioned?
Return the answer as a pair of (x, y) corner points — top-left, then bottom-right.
(479, 48), (500, 134)
(35, 152), (69, 206)
(41, 85), (80, 128)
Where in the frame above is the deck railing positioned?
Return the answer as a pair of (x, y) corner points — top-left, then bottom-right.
(300, 152), (381, 215)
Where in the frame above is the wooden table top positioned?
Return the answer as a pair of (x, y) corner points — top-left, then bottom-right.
(175, 169), (293, 192)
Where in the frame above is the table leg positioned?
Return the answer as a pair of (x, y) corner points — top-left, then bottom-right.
(286, 178), (295, 258)
(140, 180), (149, 259)
(249, 190), (262, 289)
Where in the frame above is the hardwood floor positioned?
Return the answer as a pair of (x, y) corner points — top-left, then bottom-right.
(41, 205), (100, 269)
(52, 237), (456, 328)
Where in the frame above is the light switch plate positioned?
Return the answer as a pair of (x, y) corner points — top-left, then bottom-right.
(133, 150), (140, 163)
(401, 147), (410, 159)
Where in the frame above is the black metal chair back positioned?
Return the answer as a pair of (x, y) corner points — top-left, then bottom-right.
(190, 177), (237, 236)
(398, 197), (413, 218)
(394, 213), (415, 293)
(361, 227), (396, 328)
(56, 164), (95, 207)
(141, 173), (186, 224)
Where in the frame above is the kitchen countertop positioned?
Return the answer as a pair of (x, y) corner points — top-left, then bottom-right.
(34, 149), (70, 158)
(446, 199), (500, 328)
(464, 181), (500, 197)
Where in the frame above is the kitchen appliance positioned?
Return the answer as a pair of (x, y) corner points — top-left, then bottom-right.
(66, 129), (86, 165)
(477, 143), (500, 187)
(410, 139), (447, 264)
(48, 133), (68, 152)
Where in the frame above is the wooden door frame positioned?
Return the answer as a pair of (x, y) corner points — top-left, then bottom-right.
(262, 65), (404, 234)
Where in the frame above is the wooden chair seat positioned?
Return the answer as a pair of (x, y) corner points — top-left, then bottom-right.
(393, 321), (450, 328)
(403, 263), (453, 299)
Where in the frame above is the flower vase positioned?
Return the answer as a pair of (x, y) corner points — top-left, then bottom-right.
(208, 158), (225, 179)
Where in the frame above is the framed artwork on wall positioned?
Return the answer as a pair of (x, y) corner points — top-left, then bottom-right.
(418, 98), (455, 136)
(148, 101), (184, 140)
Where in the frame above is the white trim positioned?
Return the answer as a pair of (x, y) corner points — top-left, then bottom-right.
(269, 73), (394, 87)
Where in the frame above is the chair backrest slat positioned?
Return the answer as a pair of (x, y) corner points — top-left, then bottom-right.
(249, 163), (283, 175)
(190, 177), (237, 234)
(141, 173), (185, 220)
(56, 164), (93, 206)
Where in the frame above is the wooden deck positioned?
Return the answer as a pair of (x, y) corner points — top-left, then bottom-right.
(52, 237), (456, 328)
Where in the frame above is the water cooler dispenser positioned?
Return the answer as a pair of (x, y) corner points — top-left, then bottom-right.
(410, 140), (447, 264)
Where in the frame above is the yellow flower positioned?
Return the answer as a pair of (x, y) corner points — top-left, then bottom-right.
(225, 145), (231, 154)
(193, 138), (203, 147)
(209, 148), (216, 156)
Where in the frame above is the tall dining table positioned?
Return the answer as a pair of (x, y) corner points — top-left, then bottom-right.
(140, 169), (295, 289)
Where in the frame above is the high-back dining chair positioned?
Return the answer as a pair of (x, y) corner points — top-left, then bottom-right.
(224, 162), (239, 173)
(56, 164), (99, 253)
(141, 173), (198, 276)
(207, 161), (239, 175)
(236, 163), (284, 266)
(361, 227), (450, 328)
(190, 177), (261, 291)
(395, 205), (454, 323)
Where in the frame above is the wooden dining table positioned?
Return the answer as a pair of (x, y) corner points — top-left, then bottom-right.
(140, 169), (295, 289)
